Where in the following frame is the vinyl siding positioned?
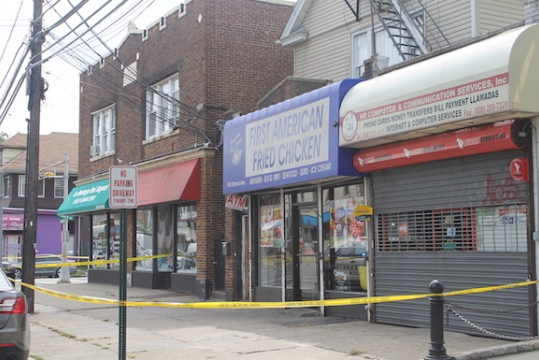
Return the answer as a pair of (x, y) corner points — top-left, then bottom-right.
(421, 0), (473, 43)
(477, 0), (524, 34)
(291, 0), (523, 80)
(293, 0), (372, 80)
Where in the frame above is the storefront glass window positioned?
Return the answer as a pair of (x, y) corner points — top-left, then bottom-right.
(109, 213), (120, 269)
(177, 204), (197, 273)
(156, 205), (174, 272)
(258, 194), (283, 287)
(92, 214), (108, 268)
(322, 183), (367, 293)
(136, 208), (154, 271)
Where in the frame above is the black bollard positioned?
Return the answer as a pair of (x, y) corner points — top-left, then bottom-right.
(424, 280), (454, 360)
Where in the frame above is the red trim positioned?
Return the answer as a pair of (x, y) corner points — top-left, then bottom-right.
(353, 120), (520, 172)
(137, 159), (201, 207)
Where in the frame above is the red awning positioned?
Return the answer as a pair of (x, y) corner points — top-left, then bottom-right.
(137, 158), (201, 207)
(353, 120), (522, 172)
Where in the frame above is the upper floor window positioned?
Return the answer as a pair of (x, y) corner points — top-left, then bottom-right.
(18, 175), (25, 197)
(38, 179), (44, 197)
(3, 176), (10, 197)
(91, 105), (116, 157)
(352, 30), (401, 78)
(146, 75), (179, 139)
(55, 178), (64, 198)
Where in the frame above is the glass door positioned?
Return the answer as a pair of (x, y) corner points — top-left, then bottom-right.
(297, 204), (319, 300)
(284, 193), (320, 301)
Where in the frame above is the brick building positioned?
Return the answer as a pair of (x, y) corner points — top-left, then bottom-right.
(59, 0), (294, 299)
(1, 132), (79, 259)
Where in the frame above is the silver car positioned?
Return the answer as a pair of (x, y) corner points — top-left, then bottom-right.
(12, 255), (78, 279)
(0, 268), (30, 359)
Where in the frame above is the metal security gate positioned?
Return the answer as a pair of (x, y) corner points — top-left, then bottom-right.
(371, 150), (533, 337)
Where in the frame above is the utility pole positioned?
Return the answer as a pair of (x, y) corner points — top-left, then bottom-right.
(58, 153), (70, 283)
(22, 0), (44, 313)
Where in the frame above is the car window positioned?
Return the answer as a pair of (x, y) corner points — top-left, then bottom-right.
(335, 244), (366, 257)
(0, 270), (14, 288)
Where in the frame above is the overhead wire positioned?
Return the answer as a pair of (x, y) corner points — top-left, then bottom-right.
(3, 1), (220, 145)
(31, 0), (128, 67)
(0, 0), (25, 66)
(45, 0), (215, 137)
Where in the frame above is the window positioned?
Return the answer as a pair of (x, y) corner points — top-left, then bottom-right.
(38, 179), (44, 197)
(146, 75), (179, 139)
(157, 205), (174, 272)
(177, 204), (197, 273)
(3, 175), (10, 197)
(136, 208), (154, 271)
(92, 214), (108, 268)
(352, 30), (401, 78)
(322, 183), (367, 293)
(91, 105), (116, 157)
(18, 175), (25, 197)
(54, 178), (64, 198)
(258, 194), (282, 287)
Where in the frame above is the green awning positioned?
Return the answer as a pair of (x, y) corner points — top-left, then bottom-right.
(57, 179), (110, 215)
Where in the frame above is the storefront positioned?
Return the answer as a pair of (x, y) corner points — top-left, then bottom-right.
(223, 79), (371, 318)
(59, 158), (204, 292)
(2, 213), (24, 261)
(58, 179), (111, 267)
(339, 24), (539, 336)
(130, 157), (201, 291)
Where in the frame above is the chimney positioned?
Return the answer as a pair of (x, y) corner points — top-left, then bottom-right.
(362, 54), (389, 79)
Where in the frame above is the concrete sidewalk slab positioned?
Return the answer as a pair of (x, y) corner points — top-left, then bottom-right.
(25, 278), (538, 360)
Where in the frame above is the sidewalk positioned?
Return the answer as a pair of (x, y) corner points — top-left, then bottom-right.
(26, 278), (539, 360)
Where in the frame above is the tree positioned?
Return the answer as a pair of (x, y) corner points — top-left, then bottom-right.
(0, 132), (8, 143)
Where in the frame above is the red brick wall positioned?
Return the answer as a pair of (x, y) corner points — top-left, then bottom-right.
(78, 0), (293, 298)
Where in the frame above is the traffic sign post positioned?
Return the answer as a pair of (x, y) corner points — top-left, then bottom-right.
(109, 166), (138, 360)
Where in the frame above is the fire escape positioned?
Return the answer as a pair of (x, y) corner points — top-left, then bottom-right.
(344, 0), (450, 60)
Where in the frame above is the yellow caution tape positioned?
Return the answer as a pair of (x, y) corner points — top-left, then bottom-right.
(14, 279), (538, 309)
(11, 254), (173, 269)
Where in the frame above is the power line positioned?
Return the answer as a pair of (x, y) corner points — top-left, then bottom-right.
(0, 0), (25, 65)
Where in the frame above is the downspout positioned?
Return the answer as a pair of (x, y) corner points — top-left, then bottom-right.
(471, 0), (478, 37)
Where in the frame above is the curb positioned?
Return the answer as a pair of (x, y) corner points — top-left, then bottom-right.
(454, 339), (539, 360)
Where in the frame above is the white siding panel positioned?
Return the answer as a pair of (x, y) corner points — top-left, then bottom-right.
(294, 27), (353, 80)
(422, 0), (473, 43)
(477, 0), (524, 34)
(294, 1), (374, 80)
(291, 0), (522, 81)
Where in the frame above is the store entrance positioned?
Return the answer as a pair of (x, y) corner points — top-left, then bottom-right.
(285, 198), (320, 301)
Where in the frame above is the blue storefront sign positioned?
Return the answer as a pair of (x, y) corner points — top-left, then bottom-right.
(223, 79), (364, 194)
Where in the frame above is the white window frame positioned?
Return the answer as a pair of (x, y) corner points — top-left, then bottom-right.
(3, 176), (10, 198)
(54, 178), (64, 198)
(146, 75), (180, 140)
(92, 105), (116, 157)
(18, 175), (25, 197)
(38, 178), (44, 197)
(351, 29), (402, 78)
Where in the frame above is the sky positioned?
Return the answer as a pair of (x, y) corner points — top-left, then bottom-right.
(0, 0), (195, 137)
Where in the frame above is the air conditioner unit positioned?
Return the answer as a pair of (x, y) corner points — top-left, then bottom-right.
(90, 145), (100, 156)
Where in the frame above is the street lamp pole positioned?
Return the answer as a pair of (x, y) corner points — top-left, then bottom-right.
(58, 153), (70, 283)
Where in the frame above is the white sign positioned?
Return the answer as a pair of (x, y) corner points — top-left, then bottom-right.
(245, 97), (330, 177)
(340, 73), (509, 145)
(225, 194), (246, 211)
(109, 166), (138, 208)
